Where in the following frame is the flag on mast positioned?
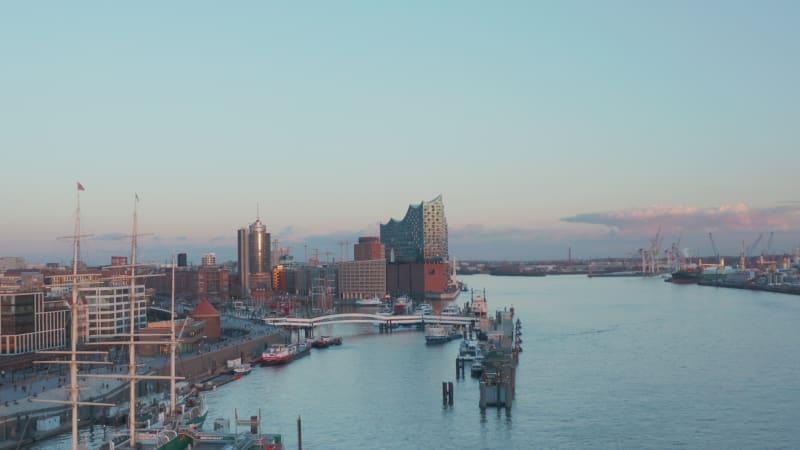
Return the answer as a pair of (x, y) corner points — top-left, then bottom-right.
(77, 182), (85, 191)
(135, 193), (139, 202)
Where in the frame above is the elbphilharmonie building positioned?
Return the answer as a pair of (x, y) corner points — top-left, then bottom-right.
(380, 195), (449, 264)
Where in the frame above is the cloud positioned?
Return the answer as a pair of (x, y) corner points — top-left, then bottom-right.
(175, 236), (189, 241)
(561, 204), (800, 235)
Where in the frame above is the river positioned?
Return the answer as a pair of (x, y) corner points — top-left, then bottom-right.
(35, 274), (800, 449)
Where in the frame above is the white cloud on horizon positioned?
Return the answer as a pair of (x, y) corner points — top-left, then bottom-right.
(561, 204), (800, 235)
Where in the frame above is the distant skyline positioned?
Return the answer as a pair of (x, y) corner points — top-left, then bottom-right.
(2, 2), (799, 264)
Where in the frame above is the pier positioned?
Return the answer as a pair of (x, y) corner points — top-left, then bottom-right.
(471, 309), (522, 410)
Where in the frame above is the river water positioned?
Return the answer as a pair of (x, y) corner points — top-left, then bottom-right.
(36, 274), (800, 449)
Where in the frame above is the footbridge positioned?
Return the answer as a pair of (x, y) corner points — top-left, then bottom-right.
(262, 313), (477, 329)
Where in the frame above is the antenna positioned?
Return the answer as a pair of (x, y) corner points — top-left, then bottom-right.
(256, 202), (260, 221)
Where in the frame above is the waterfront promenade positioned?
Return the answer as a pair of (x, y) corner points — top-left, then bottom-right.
(0, 314), (285, 448)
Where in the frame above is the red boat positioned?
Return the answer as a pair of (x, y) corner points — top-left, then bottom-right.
(260, 341), (312, 366)
(260, 344), (294, 365)
(311, 336), (342, 348)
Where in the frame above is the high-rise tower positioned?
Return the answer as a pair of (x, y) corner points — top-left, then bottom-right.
(237, 228), (249, 296)
(248, 218), (270, 274)
(237, 216), (272, 297)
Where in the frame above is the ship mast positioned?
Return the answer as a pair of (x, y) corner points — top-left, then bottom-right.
(34, 183), (113, 450)
(128, 194), (139, 446)
(170, 253), (177, 415)
(59, 192), (183, 449)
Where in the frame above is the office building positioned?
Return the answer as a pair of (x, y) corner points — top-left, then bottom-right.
(237, 216), (272, 297)
(0, 291), (68, 355)
(354, 237), (385, 261)
(201, 253), (217, 267)
(338, 259), (386, 299)
(78, 284), (147, 340)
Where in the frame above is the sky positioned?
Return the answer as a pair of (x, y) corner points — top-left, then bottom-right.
(1, 1), (799, 265)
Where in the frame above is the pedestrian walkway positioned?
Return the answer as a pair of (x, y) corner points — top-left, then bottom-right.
(0, 321), (279, 419)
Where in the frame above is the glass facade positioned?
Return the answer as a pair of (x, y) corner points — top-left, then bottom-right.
(248, 219), (271, 275)
(0, 292), (67, 355)
(380, 195), (449, 264)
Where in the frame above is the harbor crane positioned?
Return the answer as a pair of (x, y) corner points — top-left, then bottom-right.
(666, 234), (682, 271)
(641, 227), (663, 276)
(747, 233), (764, 260)
(709, 232), (720, 263)
(740, 233), (764, 270)
(761, 231), (774, 266)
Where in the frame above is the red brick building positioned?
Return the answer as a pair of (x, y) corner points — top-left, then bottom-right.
(386, 263), (449, 299)
(190, 299), (221, 341)
(354, 237), (385, 261)
(145, 267), (229, 301)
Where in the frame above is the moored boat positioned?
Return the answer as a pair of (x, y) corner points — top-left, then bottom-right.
(441, 304), (461, 316)
(260, 344), (294, 365)
(424, 324), (461, 344)
(354, 296), (383, 307)
(470, 361), (484, 377)
(414, 303), (433, 315)
(469, 291), (488, 318)
(232, 363), (253, 376)
(393, 296), (412, 315)
(312, 335), (342, 348)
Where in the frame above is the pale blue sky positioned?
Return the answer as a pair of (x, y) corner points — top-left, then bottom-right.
(2, 1), (799, 263)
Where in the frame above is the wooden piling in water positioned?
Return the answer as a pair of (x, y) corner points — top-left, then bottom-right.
(297, 415), (303, 450)
(448, 381), (454, 405)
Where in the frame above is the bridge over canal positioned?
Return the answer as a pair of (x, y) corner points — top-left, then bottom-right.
(262, 313), (477, 329)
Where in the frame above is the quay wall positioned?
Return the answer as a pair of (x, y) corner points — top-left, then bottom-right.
(0, 329), (289, 448)
(161, 332), (288, 382)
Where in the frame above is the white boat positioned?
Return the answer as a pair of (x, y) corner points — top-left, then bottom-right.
(441, 304), (461, 316)
(233, 363), (253, 376)
(425, 324), (460, 344)
(354, 296), (383, 307)
(458, 340), (481, 361)
(415, 303), (433, 315)
(377, 305), (394, 316)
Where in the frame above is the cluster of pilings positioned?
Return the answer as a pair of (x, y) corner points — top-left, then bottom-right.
(441, 381), (454, 406)
(478, 361), (516, 410)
